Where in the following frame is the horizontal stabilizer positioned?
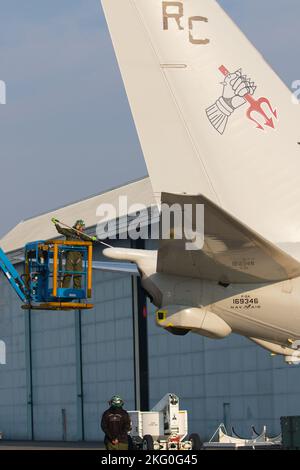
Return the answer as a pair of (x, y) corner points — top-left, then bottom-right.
(14, 256), (140, 276)
(92, 261), (139, 275)
(249, 337), (300, 358)
(157, 193), (300, 283)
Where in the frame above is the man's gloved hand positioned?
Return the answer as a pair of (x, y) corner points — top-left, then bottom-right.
(222, 69), (256, 110)
(51, 217), (59, 224)
(91, 236), (97, 241)
(206, 68), (256, 135)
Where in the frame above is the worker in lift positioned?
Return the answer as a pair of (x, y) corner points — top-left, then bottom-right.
(101, 396), (131, 450)
(51, 218), (96, 289)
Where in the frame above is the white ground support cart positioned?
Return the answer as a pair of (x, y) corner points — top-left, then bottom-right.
(128, 393), (202, 450)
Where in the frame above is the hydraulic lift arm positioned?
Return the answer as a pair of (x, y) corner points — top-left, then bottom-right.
(152, 393), (181, 435)
(0, 247), (28, 302)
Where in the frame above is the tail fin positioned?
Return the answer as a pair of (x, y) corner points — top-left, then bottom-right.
(101, 0), (300, 244)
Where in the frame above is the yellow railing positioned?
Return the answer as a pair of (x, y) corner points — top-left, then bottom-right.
(41, 240), (93, 299)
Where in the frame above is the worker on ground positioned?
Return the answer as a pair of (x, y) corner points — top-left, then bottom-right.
(51, 218), (96, 289)
(101, 395), (131, 450)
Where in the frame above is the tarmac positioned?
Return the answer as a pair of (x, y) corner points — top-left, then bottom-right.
(0, 440), (105, 450)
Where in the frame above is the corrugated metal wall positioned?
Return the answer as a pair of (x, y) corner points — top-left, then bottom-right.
(0, 272), (28, 439)
(81, 269), (135, 440)
(30, 311), (78, 440)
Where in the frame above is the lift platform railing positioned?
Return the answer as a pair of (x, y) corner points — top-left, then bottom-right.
(24, 240), (94, 310)
(49, 240), (93, 299)
(54, 246), (87, 295)
(0, 240), (94, 311)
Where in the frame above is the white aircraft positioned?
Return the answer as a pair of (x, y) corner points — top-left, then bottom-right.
(100, 0), (300, 363)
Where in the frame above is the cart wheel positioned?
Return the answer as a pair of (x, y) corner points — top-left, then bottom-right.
(189, 433), (202, 450)
(142, 434), (154, 450)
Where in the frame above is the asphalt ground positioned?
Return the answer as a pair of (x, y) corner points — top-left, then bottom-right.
(0, 440), (105, 450)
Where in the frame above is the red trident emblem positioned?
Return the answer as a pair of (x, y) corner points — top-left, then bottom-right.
(219, 65), (278, 131)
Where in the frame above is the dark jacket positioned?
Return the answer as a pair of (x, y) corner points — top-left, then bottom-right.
(101, 407), (131, 443)
(55, 224), (91, 242)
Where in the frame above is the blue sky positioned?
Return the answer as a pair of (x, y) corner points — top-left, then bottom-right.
(0, 0), (299, 236)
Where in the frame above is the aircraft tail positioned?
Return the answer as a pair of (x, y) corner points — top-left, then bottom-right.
(101, 0), (300, 245)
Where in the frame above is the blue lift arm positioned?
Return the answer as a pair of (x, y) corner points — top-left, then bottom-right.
(0, 247), (28, 302)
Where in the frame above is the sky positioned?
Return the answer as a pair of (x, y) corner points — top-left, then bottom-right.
(0, 0), (299, 237)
